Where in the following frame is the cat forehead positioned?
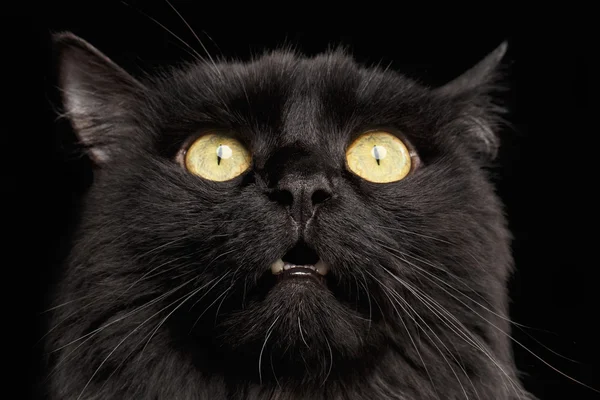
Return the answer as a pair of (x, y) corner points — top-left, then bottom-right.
(173, 50), (415, 97)
(155, 50), (428, 145)
(186, 50), (363, 81)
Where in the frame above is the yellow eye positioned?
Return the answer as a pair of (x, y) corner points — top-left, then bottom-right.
(184, 133), (251, 181)
(346, 131), (412, 183)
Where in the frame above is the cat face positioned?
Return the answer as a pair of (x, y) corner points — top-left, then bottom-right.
(50, 33), (524, 397)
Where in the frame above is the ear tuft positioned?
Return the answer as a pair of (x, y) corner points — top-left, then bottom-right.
(53, 32), (146, 165)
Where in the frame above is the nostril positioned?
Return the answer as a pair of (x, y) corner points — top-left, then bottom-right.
(269, 189), (293, 207)
(311, 189), (332, 206)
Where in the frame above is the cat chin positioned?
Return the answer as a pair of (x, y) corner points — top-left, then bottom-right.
(207, 276), (375, 374)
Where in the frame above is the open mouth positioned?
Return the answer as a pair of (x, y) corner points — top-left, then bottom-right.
(247, 241), (371, 321)
(269, 242), (330, 285)
(270, 259), (329, 283)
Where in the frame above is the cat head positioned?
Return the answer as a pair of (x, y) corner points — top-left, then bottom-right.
(53, 32), (513, 389)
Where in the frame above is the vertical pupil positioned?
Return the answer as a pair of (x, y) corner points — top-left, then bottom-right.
(217, 144), (223, 165)
(371, 144), (387, 166)
(215, 144), (234, 166)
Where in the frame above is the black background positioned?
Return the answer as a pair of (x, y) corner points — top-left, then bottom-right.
(6, 3), (596, 399)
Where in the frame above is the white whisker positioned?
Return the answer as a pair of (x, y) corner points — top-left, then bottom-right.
(75, 282), (208, 400)
(298, 315), (309, 348)
(121, 1), (203, 61)
(368, 271), (449, 400)
(259, 315), (280, 384)
(141, 273), (231, 355)
(380, 268), (517, 398)
(164, 0), (220, 75)
(321, 335), (334, 386)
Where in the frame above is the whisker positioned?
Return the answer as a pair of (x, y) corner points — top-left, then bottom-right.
(298, 316), (310, 348)
(367, 271), (450, 400)
(164, 0), (221, 76)
(375, 245), (529, 397)
(121, 1), (203, 60)
(321, 335), (334, 386)
(99, 276), (230, 391)
(270, 351), (281, 388)
(375, 239), (494, 308)
(213, 285), (233, 325)
(190, 281), (232, 330)
(379, 268), (518, 398)
(46, 277), (198, 382)
(189, 269), (233, 311)
(40, 294), (96, 314)
(199, 29), (223, 57)
(75, 283), (206, 400)
(376, 243), (599, 395)
(50, 282), (185, 353)
(121, 253), (192, 295)
(36, 299), (103, 346)
(398, 250), (548, 331)
(377, 240), (513, 326)
(132, 236), (192, 262)
(259, 315), (281, 384)
(141, 273), (231, 355)
(391, 291), (472, 400)
(356, 269), (373, 332)
(407, 264), (600, 394)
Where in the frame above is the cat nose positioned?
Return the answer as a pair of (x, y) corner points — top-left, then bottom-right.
(272, 173), (333, 227)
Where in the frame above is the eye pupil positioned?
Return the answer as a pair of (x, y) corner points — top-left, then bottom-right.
(371, 145), (387, 165)
(216, 144), (233, 165)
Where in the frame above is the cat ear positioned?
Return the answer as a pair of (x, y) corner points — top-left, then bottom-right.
(435, 41), (508, 96)
(434, 42), (509, 159)
(53, 32), (146, 164)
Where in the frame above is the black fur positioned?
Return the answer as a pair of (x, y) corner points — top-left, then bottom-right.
(45, 33), (533, 399)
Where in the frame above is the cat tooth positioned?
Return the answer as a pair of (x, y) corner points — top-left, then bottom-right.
(271, 259), (284, 275)
(283, 263), (292, 270)
(315, 260), (329, 276)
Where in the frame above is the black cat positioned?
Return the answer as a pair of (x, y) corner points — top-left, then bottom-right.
(44, 32), (533, 399)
